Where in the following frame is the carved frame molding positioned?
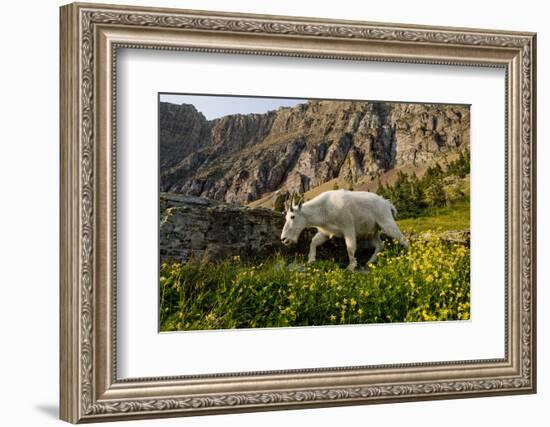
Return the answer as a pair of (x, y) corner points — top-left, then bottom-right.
(60, 2), (536, 423)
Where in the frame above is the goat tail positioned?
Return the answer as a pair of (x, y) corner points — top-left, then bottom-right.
(389, 201), (397, 218)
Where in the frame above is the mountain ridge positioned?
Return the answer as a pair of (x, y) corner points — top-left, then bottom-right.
(160, 99), (470, 205)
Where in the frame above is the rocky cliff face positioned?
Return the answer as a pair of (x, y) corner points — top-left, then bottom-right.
(159, 103), (212, 170)
(160, 100), (470, 205)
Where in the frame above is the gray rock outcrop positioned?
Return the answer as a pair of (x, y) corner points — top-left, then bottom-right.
(160, 193), (287, 263)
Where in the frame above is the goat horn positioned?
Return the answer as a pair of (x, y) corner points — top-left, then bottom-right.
(297, 193), (304, 208)
(283, 192), (291, 212)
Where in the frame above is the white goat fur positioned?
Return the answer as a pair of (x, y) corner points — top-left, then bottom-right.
(280, 189), (408, 271)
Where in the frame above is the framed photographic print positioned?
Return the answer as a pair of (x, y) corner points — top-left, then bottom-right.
(60, 2), (537, 423)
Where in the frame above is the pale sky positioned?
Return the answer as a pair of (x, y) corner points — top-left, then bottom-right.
(160, 93), (307, 120)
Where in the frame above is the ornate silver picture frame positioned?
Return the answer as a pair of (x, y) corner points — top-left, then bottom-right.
(60, 2), (536, 423)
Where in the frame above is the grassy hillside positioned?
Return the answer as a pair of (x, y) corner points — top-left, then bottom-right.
(397, 199), (470, 233)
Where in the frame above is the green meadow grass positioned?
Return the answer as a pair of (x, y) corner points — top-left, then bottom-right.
(160, 235), (470, 331)
(397, 200), (470, 234)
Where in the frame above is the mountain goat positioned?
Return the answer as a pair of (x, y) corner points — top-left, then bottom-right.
(280, 189), (408, 271)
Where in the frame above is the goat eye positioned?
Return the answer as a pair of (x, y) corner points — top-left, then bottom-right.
(290, 215), (295, 220)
